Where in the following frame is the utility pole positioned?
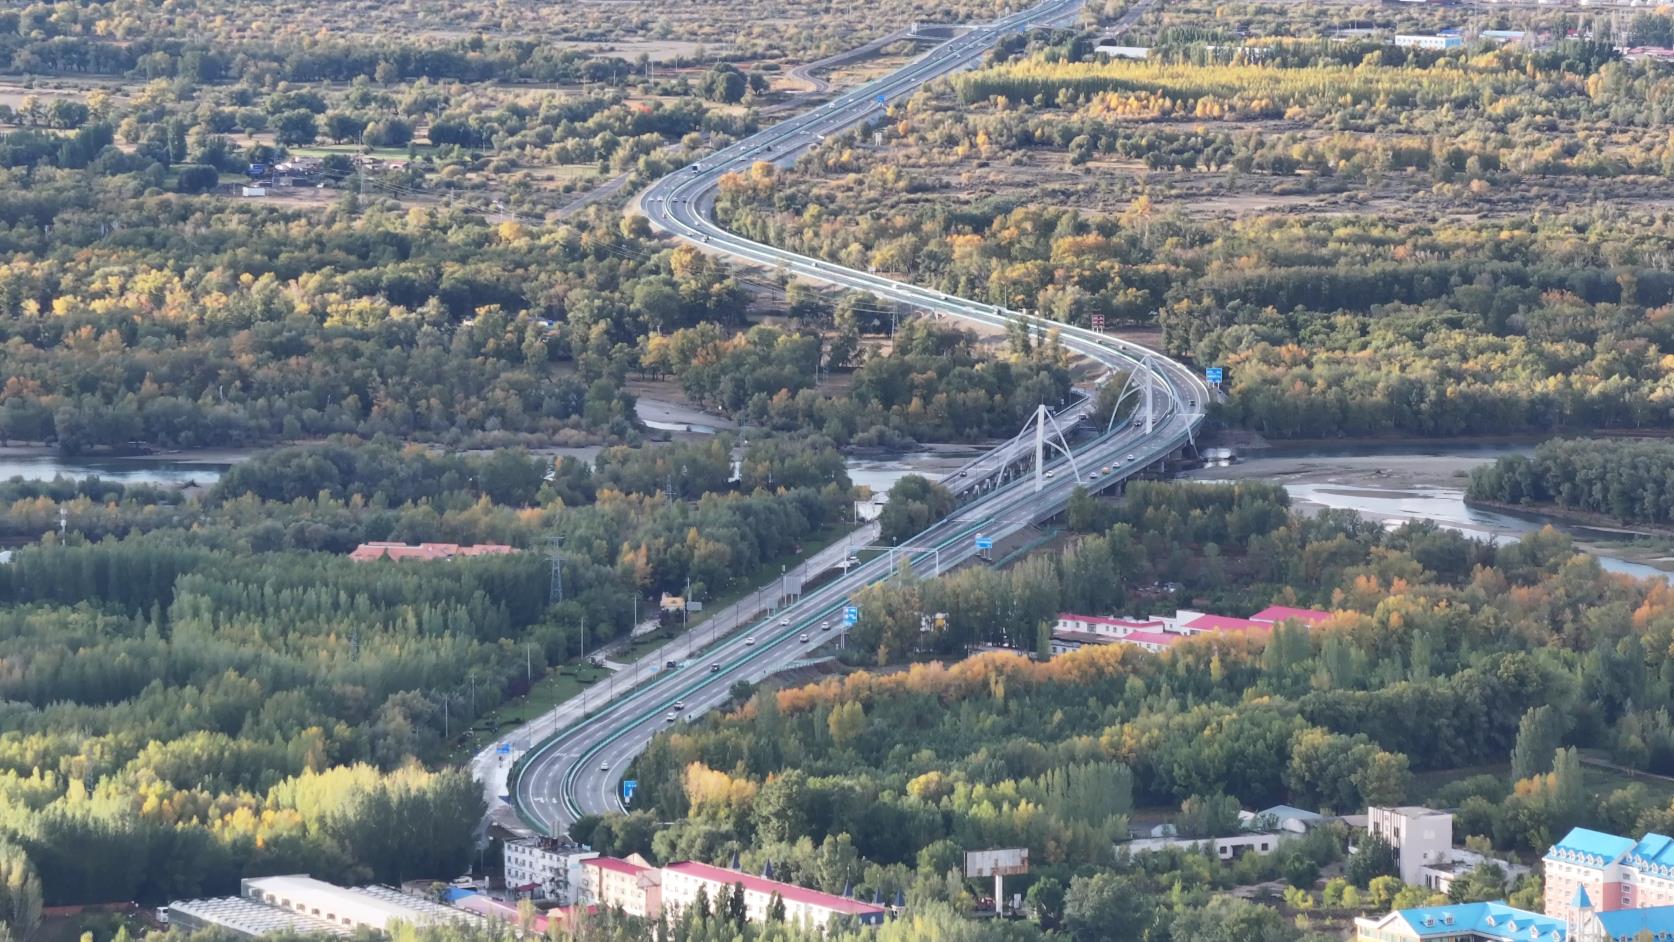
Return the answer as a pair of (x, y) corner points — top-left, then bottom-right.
(548, 536), (566, 606)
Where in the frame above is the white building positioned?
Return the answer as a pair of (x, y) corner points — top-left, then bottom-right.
(1122, 830), (1298, 861)
(1368, 806), (1455, 885)
(503, 837), (598, 904)
(167, 897), (351, 938)
(1394, 33), (1464, 49)
(1093, 44), (1150, 59)
(240, 876), (481, 933)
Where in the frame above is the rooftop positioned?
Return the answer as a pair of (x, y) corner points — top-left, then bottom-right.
(242, 876), (479, 931)
(1181, 613), (1270, 633)
(1630, 832), (1674, 869)
(170, 897), (351, 937)
(1249, 605), (1334, 626)
(347, 542), (517, 562)
(1594, 905), (1674, 938)
(1547, 827), (1637, 867)
(1055, 613), (1167, 629)
(585, 856), (653, 877)
(662, 861), (888, 917)
(1391, 902), (1565, 941)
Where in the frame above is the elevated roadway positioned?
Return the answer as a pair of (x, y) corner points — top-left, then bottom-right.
(508, 0), (1206, 837)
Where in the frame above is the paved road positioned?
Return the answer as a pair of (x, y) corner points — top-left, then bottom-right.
(505, 0), (1205, 837)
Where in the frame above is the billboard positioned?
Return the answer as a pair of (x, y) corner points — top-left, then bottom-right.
(964, 848), (1029, 877)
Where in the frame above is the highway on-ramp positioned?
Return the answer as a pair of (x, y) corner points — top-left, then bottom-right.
(507, 0), (1206, 837)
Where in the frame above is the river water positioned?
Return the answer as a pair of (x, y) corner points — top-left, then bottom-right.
(1192, 443), (1669, 580)
(0, 455), (228, 486)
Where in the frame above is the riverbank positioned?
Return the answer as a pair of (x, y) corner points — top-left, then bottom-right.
(1188, 447), (1674, 577)
(1464, 496), (1674, 542)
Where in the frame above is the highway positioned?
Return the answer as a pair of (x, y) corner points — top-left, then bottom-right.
(506, 0), (1207, 838)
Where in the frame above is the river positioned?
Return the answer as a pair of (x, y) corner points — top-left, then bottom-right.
(1190, 443), (1669, 580)
(0, 454), (229, 486)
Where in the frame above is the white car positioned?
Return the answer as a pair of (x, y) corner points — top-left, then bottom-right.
(780, 617), (790, 627)
(1127, 453), (1137, 461)
(599, 762), (609, 771)
(745, 636), (756, 645)
(665, 711), (677, 722)
(800, 634), (810, 642)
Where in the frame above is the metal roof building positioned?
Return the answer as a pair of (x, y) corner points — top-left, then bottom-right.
(167, 897), (352, 938)
(241, 875), (483, 933)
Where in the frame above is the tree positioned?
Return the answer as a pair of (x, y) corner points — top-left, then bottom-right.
(1448, 862), (1508, 903)
(1064, 873), (1152, 942)
(1349, 834), (1399, 887)
(273, 110), (318, 146)
(1176, 793), (1242, 838)
(699, 65), (748, 103)
(1511, 705), (1565, 781)
(693, 886), (711, 919)
(727, 881), (747, 926)
(877, 475), (955, 544)
(174, 164), (219, 193)
(766, 892), (786, 922)
(1171, 895), (1291, 942)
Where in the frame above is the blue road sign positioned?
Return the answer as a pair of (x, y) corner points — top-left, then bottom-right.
(1205, 367), (1224, 384)
(622, 779), (638, 803)
(496, 741), (511, 755)
(975, 535), (993, 551)
(843, 606), (860, 625)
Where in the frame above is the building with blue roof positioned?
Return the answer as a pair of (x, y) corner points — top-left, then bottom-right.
(1545, 828), (1674, 922)
(1354, 901), (1567, 942)
(1546, 828), (1640, 925)
(1355, 894), (1674, 942)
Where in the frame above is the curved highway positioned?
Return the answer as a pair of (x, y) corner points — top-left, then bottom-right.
(509, 0), (1207, 837)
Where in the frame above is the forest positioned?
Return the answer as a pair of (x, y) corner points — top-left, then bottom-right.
(710, 13), (1674, 439)
(1466, 437), (1674, 526)
(544, 482), (1674, 940)
(0, 434), (869, 915)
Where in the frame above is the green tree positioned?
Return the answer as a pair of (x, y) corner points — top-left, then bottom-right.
(1511, 705), (1565, 781)
(1064, 873), (1152, 942)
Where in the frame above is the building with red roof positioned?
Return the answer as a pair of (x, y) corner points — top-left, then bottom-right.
(347, 542), (517, 562)
(658, 861), (886, 928)
(1250, 605), (1333, 627)
(1051, 603), (1333, 658)
(1178, 612), (1270, 634)
(581, 856), (660, 918)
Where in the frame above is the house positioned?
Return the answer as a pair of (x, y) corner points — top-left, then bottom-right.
(1356, 893), (1674, 942)
(1544, 828), (1674, 923)
(582, 858), (885, 928)
(1394, 33), (1465, 49)
(1049, 604), (1331, 656)
(1122, 830), (1297, 861)
(237, 876), (481, 933)
(1093, 44), (1150, 59)
(658, 861), (887, 928)
(503, 837), (598, 905)
(1369, 806), (1455, 885)
(347, 542), (517, 562)
(1353, 901), (1566, 942)
(582, 855), (661, 918)
(1544, 828), (1639, 923)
